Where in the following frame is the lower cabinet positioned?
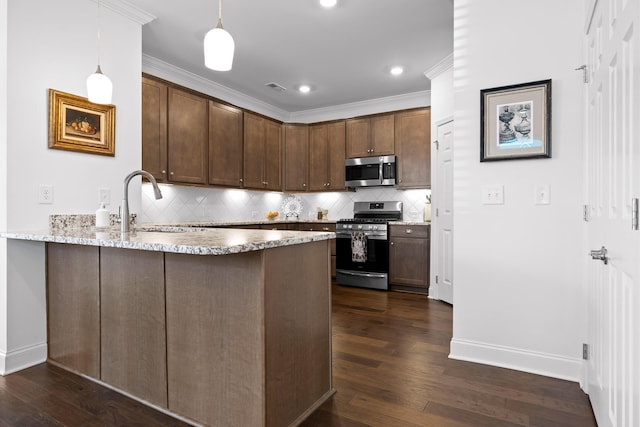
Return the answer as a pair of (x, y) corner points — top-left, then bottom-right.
(389, 224), (430, 294)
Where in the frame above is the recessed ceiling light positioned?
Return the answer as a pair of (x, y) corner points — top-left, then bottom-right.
(320, 0), (337, 8)
(390, 66), (404, 76)
(299, 85), (311, 93)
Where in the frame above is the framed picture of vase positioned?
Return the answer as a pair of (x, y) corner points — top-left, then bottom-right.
(48, 89), (116, 156)
(480, 79), (551, 161)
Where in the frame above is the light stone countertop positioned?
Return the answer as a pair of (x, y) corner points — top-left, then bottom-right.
(0, 226), (335, 256)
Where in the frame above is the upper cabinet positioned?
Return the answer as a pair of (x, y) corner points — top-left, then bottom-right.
(346, 113), (395, 158)
(209, 101), (243, 188)
(395, 108), (431, 189)
(167, 88), (209, 184)
(309, 121), (346, 191)
(244, 112), (282, 191)
(142, 77), (168, 182)
(283, 124), (309, 192)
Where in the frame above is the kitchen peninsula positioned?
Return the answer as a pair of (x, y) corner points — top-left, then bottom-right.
(1, 225), (335, 427)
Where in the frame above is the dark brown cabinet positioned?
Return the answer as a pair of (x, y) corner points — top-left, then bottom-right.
(244, 112), (282, 191)
(309, 121), (346, 191)
(346, 113), (395, 158)
(283, 124), (309, 192)
(395, 108), (431, 189)
(167, 88), (209, 184)
(298, 222), (337, 277)
(389, 224), (430, 294)
(209, 101), (244, 187)
(142, 77), (168, 182)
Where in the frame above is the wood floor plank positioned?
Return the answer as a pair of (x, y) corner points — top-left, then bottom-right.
(0, 283), (596, 427)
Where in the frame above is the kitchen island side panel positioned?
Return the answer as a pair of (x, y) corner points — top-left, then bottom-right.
(264, 240), (332, 427)
(46, 243), (100, 378)
(100, 247), (168, 408)
(165, 250), (265, 427)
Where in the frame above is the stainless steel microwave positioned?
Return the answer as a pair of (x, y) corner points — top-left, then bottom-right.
(345, 155), (396, 187)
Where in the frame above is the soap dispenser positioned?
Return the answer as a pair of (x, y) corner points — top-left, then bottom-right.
(96, 202), (110, 228)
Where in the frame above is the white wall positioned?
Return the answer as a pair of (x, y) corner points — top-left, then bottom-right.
(450, 0), (585, 380)
(0, 0), (148, 374)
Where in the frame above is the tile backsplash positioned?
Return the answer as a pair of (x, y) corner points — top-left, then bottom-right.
(141, 184), (430, 224)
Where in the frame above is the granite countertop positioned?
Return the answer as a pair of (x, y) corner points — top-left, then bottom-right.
(392, 221), (431, 226)
(150, 218), (337, 227)
(0, 226), (335, 256)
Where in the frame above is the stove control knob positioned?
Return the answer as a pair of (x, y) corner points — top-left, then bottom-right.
(372, 225), (378, 231)
(357, 225), (363, 230)
(347, 225), (352, 229)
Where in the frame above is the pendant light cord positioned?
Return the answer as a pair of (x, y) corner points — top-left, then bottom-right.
(96, 0), (102, 67)
(217, 0), (224, 28)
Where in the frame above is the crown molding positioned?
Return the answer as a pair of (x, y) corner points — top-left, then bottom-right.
(424, 53), (453, 80)
(91, 0), (156, 25)
(143, 54), (431, 123)
(289, 91), (431, 124)
(142, 54), (290, 122)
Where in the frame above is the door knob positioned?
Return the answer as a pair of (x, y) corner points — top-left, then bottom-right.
(589, 246), (609, 265)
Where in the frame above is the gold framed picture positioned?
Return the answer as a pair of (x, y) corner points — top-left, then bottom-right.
(48, 89), (115, 156)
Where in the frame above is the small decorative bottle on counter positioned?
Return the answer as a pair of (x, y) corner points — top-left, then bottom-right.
(96, 202), (110, 228)
(423, 194), (432, 222)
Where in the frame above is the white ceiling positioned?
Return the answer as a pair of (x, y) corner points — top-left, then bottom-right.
(128, 0), (453, 113)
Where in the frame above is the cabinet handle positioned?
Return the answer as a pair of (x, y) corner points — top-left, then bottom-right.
(327, 182), (331, 187)
(161, 170), (166, 174)
(322, 227), (329, 231)
(240, 178), (243, 183)
(303, 183), (306, 187)
(405, 229), (413, 234)
(170, 171), (174, 176)
(390, 241), (394, 245)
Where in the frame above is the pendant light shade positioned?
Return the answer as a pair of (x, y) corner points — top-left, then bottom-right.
(87, 0), (112, 104)
(204, 0), (235, 71)
(87, 65), (113, 104)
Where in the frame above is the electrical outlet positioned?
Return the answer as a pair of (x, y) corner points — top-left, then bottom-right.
(99, 188), (111, 205)
(38, 185), (54, 204)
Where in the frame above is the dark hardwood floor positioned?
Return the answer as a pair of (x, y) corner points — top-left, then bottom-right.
(0, 284), (596, 427)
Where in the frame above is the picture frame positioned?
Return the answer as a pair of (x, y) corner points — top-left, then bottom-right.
(480, 79), (551, 162)
(48, 89), (115, 156)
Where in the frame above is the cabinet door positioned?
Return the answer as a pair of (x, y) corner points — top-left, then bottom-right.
(395, 109), (431, 189)
(142, 77), (167, 182)
(346, 117), (371, 158)
(284, 124), (309, 192)
(167, 88), (208, 184)
(371, 113), (395, 155)
(209, 101), (243, 187)
(309, 124), (329, 191)
(326, 121), (346, 190)
(243, 112), (265, 189)
(264, 118), (282, 191)
(389, 225), (430, 292)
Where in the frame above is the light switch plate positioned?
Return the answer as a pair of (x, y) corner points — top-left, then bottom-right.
(481, 185), (504, 205)
(535, 185), (550, 205)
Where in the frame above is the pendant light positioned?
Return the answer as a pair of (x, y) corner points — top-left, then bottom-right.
(204, 0), (235, 71)
(87, 0), (113, 104)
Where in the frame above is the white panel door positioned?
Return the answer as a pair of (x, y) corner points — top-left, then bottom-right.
(434, 120), (454, 304)
(584, 0), (640, 426)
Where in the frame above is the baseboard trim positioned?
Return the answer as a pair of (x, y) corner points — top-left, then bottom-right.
(449, 338), (582, 382)
(0, 342), (47, 375)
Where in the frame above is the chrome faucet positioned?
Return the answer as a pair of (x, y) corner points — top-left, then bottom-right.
(121, 170), (163, 234)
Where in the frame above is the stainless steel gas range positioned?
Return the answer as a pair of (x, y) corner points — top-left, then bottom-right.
(335, 201), (402, 290)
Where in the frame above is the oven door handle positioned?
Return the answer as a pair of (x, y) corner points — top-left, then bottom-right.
(335, 231), (387, 239)
(337, 270), (387, 279)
